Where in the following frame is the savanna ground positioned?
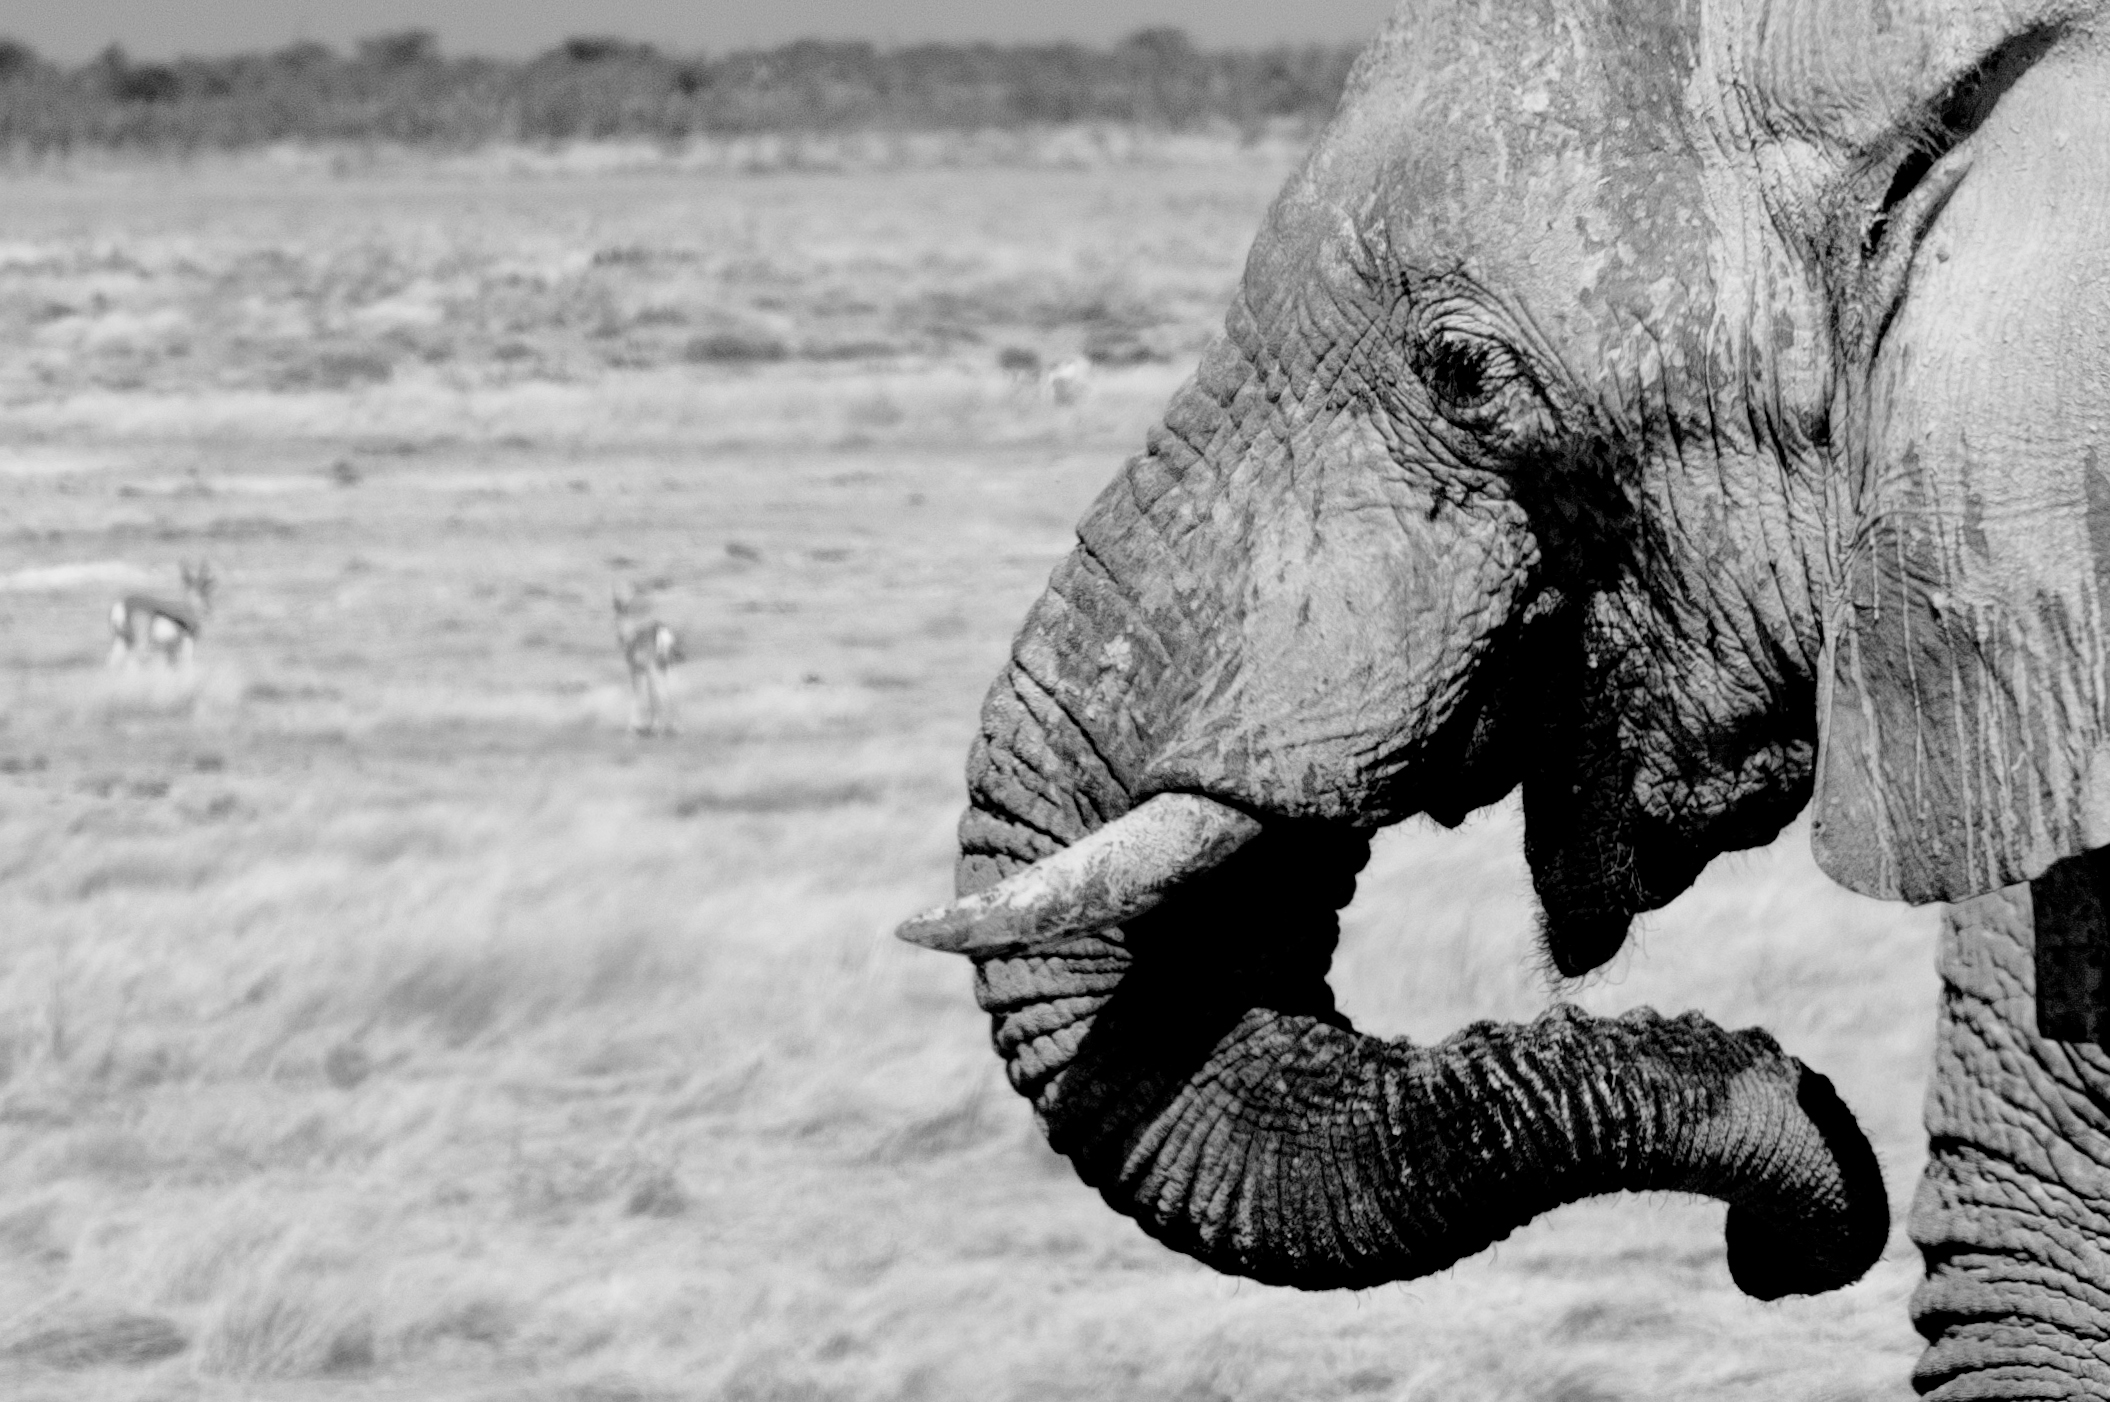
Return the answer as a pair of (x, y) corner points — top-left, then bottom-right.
(0, 135), (1941, 1401)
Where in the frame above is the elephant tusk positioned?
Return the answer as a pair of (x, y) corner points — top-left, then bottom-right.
(894, 792), (1263, 958)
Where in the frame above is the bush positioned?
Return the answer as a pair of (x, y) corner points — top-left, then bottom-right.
(110, 63), (181, 104)
(1082, 326), (1163, 367)
(684, 332), (789, 366)
(273, 41), (335, 70)
(274, 349), (395, 392)
(357, 30), (438, 69)
(558, 36), (653, 64)
(0, 38), (38, 83)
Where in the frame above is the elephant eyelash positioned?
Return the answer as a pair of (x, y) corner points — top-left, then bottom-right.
(1408, 329), (1533, 431)
(1417, 336), (1501, 410)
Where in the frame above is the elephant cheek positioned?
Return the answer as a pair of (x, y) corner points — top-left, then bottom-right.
(1140, 497), (1535, 824)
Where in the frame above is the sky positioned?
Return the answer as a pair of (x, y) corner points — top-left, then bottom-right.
(4, 1), (1400, 63)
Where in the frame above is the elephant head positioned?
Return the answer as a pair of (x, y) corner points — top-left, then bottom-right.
(900, 0), (2110, 1303)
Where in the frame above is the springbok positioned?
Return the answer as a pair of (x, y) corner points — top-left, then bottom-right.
(1041, 356), (1090, 406)
(109, 560), (215, 667)
(612, 582), (681, 736)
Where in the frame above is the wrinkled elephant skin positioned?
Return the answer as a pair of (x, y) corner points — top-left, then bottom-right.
(902, 3), (2110, 1396)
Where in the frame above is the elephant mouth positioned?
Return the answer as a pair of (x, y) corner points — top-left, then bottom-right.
(895, 784), (1696, 1002)
(900, 789), (1370, 1077)
(893, 773), (1701, 995)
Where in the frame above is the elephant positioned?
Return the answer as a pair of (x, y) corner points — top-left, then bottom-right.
(897, 1), (2110, 1395)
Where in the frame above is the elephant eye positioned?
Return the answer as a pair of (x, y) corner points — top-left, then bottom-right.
(1423, 339), (1493, 406)
(1411, 330), (1517, 425)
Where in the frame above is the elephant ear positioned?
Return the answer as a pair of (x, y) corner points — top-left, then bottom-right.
(1811, 39), (2110, 903)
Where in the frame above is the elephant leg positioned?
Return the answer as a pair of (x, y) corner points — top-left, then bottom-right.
(1910, 889), (2110, 1398)
(650, 670), (675, 736)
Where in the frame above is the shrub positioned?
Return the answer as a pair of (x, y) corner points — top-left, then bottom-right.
(558, 36), (653, 64)
(1083, 326), (1162, 367)
(357, 30), (438, 69)
(683, 332), (788, 366)
(274, 350), (395, 392)
(109, 64), (181, 104)
(273, 41), (335, 69)
(0, 38), (38, 82)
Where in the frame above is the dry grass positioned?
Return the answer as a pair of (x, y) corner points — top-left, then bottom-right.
(0, 136), (1289, 404)
(0, 147), (1938, 1401)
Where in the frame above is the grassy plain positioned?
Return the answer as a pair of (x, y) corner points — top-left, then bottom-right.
(0, 142), (1940, 1400)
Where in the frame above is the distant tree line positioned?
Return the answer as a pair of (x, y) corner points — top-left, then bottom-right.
(0, 29), (1362, 153)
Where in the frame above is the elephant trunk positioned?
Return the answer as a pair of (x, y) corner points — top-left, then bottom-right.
(956, 661), (1888, 1298)
(1061, 993), (1879, 1298)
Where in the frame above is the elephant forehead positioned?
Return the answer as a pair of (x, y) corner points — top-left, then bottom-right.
(1339, 1), (1723, 364)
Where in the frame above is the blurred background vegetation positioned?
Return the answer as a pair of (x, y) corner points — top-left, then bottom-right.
(0, 27), (1363, 153)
